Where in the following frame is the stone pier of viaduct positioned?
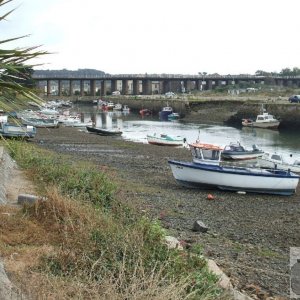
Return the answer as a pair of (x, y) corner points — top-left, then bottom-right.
(32, 74), (300, 97)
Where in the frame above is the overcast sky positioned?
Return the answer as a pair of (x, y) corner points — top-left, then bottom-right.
(2, 0), (300, 75)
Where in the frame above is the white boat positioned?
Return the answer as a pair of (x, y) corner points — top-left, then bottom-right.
(58, 115), (81, 125)
(60, 115), (93, 127)
(65, 120), (93, 127)
(113, 103), (122, 111)
(257, 152), (300, 173)
(159, 106), (173, 120)
(39, 108), (59, 116)
(122, 105), (130, 113)
(147, 133), (186, 146)
(21, 117), (59, 128)
(168, 142), (299, 195)
(221, 142), (264, 160)
(242, 105), (280, 129)
(167, 112), (180, 121)
(0, 122), (36, 139)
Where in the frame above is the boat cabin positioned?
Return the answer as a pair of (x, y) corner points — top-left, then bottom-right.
(189, 142), (223, 165)
(256, 112), (277, 122)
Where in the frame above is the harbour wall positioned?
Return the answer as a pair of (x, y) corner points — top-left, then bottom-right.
(41, 95), (300, 129)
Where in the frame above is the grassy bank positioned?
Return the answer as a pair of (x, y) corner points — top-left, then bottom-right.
(0, 141), (228, 299)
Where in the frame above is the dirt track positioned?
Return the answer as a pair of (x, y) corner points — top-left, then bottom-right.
(31, 125), (300, 299)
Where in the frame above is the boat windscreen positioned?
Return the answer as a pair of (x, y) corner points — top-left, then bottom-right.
(202, 149), (219, 160)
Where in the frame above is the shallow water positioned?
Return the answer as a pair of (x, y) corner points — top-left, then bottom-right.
(73, 104), (300, 159)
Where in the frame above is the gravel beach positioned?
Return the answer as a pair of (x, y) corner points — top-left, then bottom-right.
(31, 125), (300, 299)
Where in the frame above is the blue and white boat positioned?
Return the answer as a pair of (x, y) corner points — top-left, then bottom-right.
(168, 141), (299, 196)
(0, 122), (36, 138)
(159, 106), (173, 120)
(167, 112), (180, 121)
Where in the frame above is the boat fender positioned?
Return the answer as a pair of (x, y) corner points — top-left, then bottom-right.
(207, 194), (214, 200)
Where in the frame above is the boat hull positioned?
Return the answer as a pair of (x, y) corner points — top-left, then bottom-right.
(257, 158), (300, 173)
(221, 151), (264, 160)
(242, 121), (280, 129)
(0, 123), (36, 138)
(168, 160), (299, 195)
(147, 134), (184, 146)
(86, 126), (122, 136)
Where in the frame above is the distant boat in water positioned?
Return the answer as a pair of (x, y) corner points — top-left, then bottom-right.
(242, 105), (280, 129)
(139, 108), (152, 116)
(159, 106), (173, 120)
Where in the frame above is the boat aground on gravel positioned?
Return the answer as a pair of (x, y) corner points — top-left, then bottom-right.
(168, 141), (300, 195)
(221, 141), (264, 160)
(147, 133), (186, 146)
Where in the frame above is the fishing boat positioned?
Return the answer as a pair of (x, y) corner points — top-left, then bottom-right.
(0, 122), (36, 139)
(242, 105), (280, 129)
(168, 141), (299, 195)
(167, 112), (180, 121)
(86, 126), (123, 136)
(113, 103), (122, 111)
(221, 142), (264, 160)
(139, 108), (152, 116)
(21, 117), (59, 128)
(257, 152), (300, 173)
(122, 105), (130, 113)
(64, 120), (93, 127)
(159, 106), (173, 120)
(147, 133), (186, 146)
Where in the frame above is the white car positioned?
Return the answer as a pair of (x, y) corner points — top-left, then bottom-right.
(165, 92), (176, 98)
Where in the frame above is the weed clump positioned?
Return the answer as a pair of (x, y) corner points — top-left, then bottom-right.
(2, 141), (225, 299)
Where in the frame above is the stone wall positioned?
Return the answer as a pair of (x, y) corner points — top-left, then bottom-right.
(0, 147), (15, 205)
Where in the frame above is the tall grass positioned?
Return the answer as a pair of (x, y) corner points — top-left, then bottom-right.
(3, 141), (228, 299)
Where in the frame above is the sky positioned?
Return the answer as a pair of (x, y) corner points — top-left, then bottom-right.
(2, 0), (300, 75)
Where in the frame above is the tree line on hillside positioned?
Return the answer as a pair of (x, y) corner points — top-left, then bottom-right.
(255, 67), (300, 76)
(33, 68), (106, 77)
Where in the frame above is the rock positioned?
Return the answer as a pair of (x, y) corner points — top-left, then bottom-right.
(192, 220), (209, 233)
(165, 236), (183, 250)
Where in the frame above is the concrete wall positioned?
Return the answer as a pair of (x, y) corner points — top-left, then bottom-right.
(0, 147), (15, 205)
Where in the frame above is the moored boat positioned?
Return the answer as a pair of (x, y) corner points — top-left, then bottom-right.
(221, 142), (264, 160)
(257, 152), (300, 173)
(242, 105), (280, 129)
(0, 122), (36, 139)
(139, 108), (152, 116)
(167, 112), (180, 121)
(168, 141), (299, 195)
(21, 117), (59, 128)
(86, 126), (123, 136)
(122, 105), (130, 113)
(159, 106), (173, 120)
(147, 133), (186, 146)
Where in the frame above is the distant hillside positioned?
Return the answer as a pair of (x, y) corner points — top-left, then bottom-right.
(33, 69), (106, 77)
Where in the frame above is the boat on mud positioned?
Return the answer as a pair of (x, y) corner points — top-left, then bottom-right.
(86, 126), (123, 136)
(221, 142), (264, 160)
(147, 133), (186, 146)
(168, 141), (299, 196)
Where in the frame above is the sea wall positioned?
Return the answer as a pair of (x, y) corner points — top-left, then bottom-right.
(187, 100), (300, 129)
(41, 95), (300, 129)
